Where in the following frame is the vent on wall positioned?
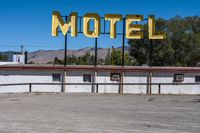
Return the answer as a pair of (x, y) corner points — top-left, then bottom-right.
(173, 74), (184, 82)
(110, 73), (121, 81)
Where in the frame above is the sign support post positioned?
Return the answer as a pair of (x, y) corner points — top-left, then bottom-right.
(122, 18), (126, 67)
(95, 38), (98, 67)
(64, 16), (68, 66)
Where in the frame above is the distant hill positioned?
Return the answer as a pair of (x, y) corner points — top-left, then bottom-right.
(28, 46), (129, 64)
(0, 46), (129, 64)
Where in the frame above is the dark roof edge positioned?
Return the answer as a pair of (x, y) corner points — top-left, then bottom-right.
(0, 65), (200, 73)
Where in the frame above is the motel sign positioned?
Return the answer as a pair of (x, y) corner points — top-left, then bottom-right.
(52, 11), (166, 40)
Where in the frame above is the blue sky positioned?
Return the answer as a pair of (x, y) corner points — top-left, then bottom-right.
(0, 0), (199, 51)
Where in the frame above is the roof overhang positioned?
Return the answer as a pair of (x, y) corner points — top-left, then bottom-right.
(0, 65), (200, 73)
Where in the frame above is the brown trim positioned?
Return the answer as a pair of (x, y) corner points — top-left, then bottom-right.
(0, 65), (200, 73)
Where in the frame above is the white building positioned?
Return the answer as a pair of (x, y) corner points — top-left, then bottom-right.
(13, 52), (26, 64)
(0, 51), (27, 65)
(0, 65), (200, 94)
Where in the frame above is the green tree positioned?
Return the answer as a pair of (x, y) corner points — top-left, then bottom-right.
(67, 55), (78, 65)
(105, 48), (135, 65)
(128, 16), (200, 66)
(54, 57), (63, 65)
(54, 52), (101, 65)
(28, 61), (35, 64)
(0, 54), (8, 61)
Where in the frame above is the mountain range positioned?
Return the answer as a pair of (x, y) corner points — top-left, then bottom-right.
(27, 46), (129, 63)
(0, 46), (129, 64)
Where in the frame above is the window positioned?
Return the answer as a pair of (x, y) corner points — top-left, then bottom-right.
(110, 73), (121, 81)
(83, 74), (92, 82)
(195, 76), (200, 83)
(173, 74), (184, 82)
(52, 73), (61, 82)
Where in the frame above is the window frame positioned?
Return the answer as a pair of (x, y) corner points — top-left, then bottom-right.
(83, 74), (92, 83)
(195, 75), (200, 83)
(52, 73), (61, 82)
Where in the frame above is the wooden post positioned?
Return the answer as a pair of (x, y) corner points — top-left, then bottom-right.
(147, 72), (152, 94)
(96, 84), (99, 93)
(158, 84), (161, 94)
(92, 71), (97, 93)
(119, 72), (124, 94)
(61, 71), (66, 92)
(29, 84), (32, 93)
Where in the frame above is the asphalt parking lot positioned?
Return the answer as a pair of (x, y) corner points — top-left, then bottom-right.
(0, 93), (199, 133)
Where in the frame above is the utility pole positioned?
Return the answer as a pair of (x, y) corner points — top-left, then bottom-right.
(20, 45), (24, 54)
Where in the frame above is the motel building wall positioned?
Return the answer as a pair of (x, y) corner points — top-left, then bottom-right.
(0, 65), (200, 94)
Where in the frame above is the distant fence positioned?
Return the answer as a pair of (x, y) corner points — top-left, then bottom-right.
(0, 82), (200, 94)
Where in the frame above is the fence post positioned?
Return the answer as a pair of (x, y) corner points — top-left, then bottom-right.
(158, 84), (161, 94)
(96, 84), (99, 93)
(119, 73), (124, 94)
(61, 71), (66, 93)
(29, 84), (32, 93)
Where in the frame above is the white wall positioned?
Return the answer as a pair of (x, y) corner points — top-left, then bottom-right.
(0, 70), (62, 93)
(0, 62), (21, 65)
(123, 72), (148, 94)
(65, 71), (93, 93)
(152, 73), (200, 94)
(0, 70), (200, 94)
(96, 72), (119, 93)
(13, 54), (25, 64)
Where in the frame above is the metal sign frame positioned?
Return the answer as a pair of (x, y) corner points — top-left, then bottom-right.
(59, 15), (152, 67)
